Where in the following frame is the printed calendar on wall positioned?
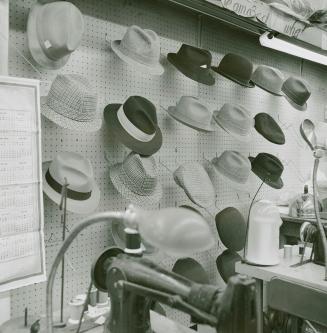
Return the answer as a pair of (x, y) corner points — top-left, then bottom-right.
(0, 76), (45, 292)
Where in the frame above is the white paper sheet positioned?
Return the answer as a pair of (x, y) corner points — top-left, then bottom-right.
(0, 76), (45, 292)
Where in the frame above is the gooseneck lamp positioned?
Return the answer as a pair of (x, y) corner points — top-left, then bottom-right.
(46, 205), (215, 333)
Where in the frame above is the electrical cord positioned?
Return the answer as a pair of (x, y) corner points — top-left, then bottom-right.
(76, 281), (93, 333)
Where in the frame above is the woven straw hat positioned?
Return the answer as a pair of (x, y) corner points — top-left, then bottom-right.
(41, 74), (102, 132)
(109, 152), (162, 206)
(174, 162), (215, 208)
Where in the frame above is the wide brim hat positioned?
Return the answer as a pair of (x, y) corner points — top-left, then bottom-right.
(110, 39), (164, 76)
(166, 106), (217, 132)
(104, 103), (162, 156)
(27, 3), (70, 70)
(167, 53), (215, 86)
(249, 156), (284, 189)
(213, 110), (252, 142)
(42, 161), (100, 215)
(283, 93), (307, 111)
(109, 162), (162, 206)
(41, 97), (102, 132)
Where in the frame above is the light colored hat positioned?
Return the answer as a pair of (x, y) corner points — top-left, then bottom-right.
(211, 151), (252, 190)
(41, 74), (102, 132)
(174, 162), (215, 208)
(27, 1), (84, 70)
(43, 152), (100, 214)
(252, 65), (285, 96)
(110, 25), (164, 76)
(213, 103), (253, 141)
(109, 152), (162, 206)
(166, 96), (217, 132)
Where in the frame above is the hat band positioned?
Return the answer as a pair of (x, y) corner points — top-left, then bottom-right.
(46, 170), (92, 201)
(117, 105), (155, 142)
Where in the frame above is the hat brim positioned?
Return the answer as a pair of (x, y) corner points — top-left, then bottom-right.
(109, 163), (162, 206)
(104, 103), (162, 156)
(27, 3), (70, 70)
(166, 106), (217, 132)
(42, 162), (101, 214)
(212, 67), (255, 88)
(213, 113), (252, 142)
(249, 156), (284, 189)
(167, 53), (215, 86)
(41, 97), (102, 132)
(110, 40), (164, 76)
(254, 81), (283, 96)
(283, 94), (307, 111)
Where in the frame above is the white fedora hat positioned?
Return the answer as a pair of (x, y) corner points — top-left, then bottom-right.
(174, 162), (215, 208)
(41, 74), (102, 132)
(43, 152), (100, 214)
(166, 96), (217, 132)
(109, 152), (162, 206)
(109, 25), (164, 76)
(211, 151), (252, 190)
(27, 1), (84, 70)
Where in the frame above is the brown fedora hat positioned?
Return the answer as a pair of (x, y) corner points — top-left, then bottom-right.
(212, 53), (255, 88)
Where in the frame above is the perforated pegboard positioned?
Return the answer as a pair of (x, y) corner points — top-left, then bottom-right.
(7, 0), (327, 328)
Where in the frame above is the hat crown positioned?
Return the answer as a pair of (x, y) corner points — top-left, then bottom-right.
(218, 53), (253, 81)
(120, 25), (160, 65)
(252, 153), (283, 180)
(49, 152), (94, 192)
(177, 44), (212, 66)
(176, 96), (213, 126)
(282, 76), (311, 104)
(47, 74), (98, 122)
(121, 153), (158, 195)
(37, 2), (84, 60)
(212, 150), (251, 183)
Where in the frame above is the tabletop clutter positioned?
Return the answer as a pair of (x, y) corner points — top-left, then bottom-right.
(2, 0), (326, 332)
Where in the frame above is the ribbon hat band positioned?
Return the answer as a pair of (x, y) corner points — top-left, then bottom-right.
(45, 170), (92, 201)
(117, 105), (156, 143)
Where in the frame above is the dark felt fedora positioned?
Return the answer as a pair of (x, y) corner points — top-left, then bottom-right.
(216, 250), (242, 283)
(254, 113), (285, 145)
(215, 207), (246, 252)
(172, 257), (209, 284)
(282, 76), (311, 111)
(104, 96), (162, 156)
(167, 44), (215, 86)
(249, 153), (284, 189)
(212, 53), (255, 88)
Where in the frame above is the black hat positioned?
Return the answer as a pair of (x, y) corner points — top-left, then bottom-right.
(249, 153), (284, 189)
(216, 250), (242, 283)
(172, 257), (209, 284)
(254, 113), (285, 145)
(215, 207), (246, 252)
(212, 53), (255, 88)
(167, 44), (215, 86)
(104, 96), (162, 156)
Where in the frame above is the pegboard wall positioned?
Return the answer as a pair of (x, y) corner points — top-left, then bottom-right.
(7, 0), (327, 326)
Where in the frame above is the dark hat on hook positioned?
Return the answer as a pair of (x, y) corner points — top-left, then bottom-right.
(254, 113), (285, 145)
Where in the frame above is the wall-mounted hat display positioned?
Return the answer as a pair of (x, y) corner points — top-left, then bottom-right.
(246, 200), (282, 266)
(216, 250), (242, 283)
(282, 76), (311, 111)
(27, 1), (84, 70)
(215, 207), (246, 252)
(249, 153), (284, 189)
(104, 96), (162, 156)
(43, 152), (100, 214)
(41, 74), (101, 132)
(174, 162), (215, 208)
(167, 44), (215, 85)
(110, 25), (164, 75)
(254, 113), (285, 145)
(251, 65), (285, 96)
(213, 103), (253, 141)
(109, 152), (162, 205)
(212, 53), (255, 88)
(211, 151), (252, 189)
(172, 258), (209, 284)
(166, 96), (217, 132)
